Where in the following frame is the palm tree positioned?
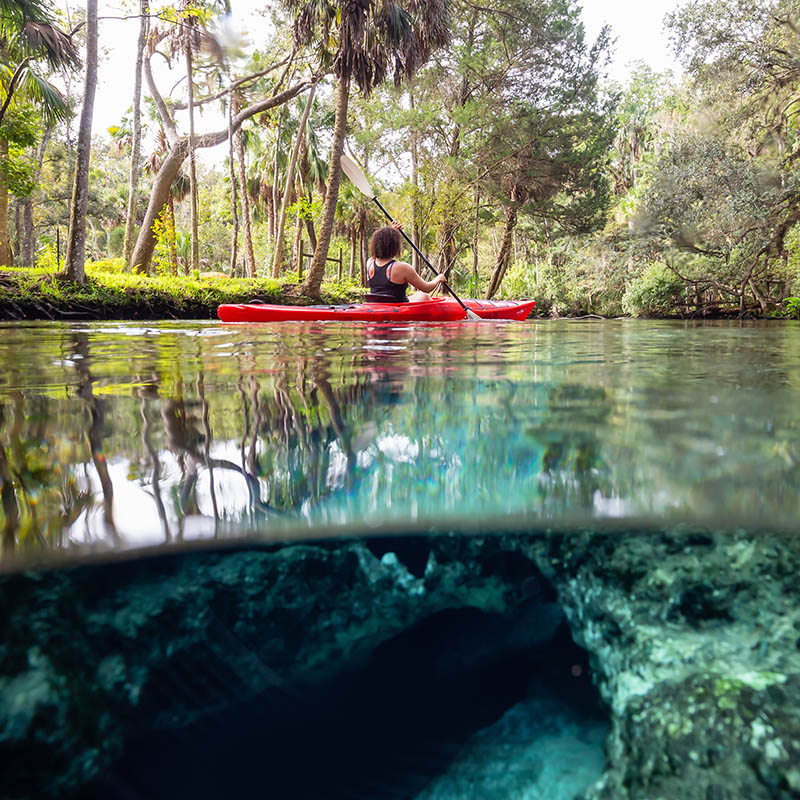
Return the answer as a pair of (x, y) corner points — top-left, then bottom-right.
(61, 0), (98, 284)
(122, 0), (150, 266)
(0, 0), (78, 127)
(0, 0), (78, 266)
(282, 0), (450, 297)
(175, 0), (203, 274)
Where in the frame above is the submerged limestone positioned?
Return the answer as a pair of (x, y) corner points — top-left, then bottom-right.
(529, 528), (800, 799)
(1, 525), (799, 798)
(0, 536), (570, 798)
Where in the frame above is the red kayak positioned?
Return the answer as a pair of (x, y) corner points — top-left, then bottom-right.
(218, 297), (535, 323)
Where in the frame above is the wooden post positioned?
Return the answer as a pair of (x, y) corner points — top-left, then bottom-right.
(337, 246), (342, 281)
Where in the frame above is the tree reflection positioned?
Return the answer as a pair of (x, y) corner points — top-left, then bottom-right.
(526, 384), (612, 514)
(73, 336), (120, 543)
(0, 389), (92, 559)
(0, 322), (679, 559)
(138, 380), (170, 541)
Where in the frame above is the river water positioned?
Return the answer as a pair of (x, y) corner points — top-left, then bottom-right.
(1, 318), (800, 558)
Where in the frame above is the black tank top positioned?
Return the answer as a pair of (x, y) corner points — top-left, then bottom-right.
(366, 259), (408, 303)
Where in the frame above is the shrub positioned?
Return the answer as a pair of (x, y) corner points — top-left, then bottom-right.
(500, 261), (538, 300)
(784, 297), (800, 319)
(35, 243), (60, 272)
(622, 262), (685, 317)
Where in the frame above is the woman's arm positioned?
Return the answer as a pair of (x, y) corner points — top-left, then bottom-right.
(395, 262), (447, 293)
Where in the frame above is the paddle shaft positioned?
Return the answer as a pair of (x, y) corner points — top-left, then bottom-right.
(371, 197), (475, 315)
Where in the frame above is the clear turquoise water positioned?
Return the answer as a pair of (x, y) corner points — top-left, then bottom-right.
(2, 318), (800, 558)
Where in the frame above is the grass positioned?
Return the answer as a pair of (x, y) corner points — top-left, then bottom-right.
(0, 262), (367, 321)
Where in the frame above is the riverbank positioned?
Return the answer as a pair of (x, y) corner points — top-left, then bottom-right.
(1, 265), (798, 321)
(0, 265), (365, 321)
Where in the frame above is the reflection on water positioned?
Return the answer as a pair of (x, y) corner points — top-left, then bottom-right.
(1, 319), (800, 559)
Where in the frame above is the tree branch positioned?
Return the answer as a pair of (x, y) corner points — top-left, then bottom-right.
(194, 79), (312, 149)
(171, 57), (292, 111)
(144, 52), (178, 143)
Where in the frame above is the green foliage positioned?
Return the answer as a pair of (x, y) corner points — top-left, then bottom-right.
(0, 264), (364, 318)
(4, 143), (36, 196)
(152, 204), (177, 275)
(106, 226), (125, 258)
(287, 194), (321, 221)
(35, 241), (60, 271)
(86, 258), (126, 274)
(622, 263), (685, 317)
(783, 297), (800, 320)
(501, 262), (537, 301)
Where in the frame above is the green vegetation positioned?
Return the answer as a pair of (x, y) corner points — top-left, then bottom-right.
(0, 261), (365, 320)
(1, 0), (800, 317)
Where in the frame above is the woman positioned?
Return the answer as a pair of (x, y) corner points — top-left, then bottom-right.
(365, 222), (447, 303)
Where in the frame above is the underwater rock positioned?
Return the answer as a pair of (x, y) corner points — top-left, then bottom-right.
(527, 527), (800, 799)
(0, 535), (558, 799)
(3, 525), (798, 799)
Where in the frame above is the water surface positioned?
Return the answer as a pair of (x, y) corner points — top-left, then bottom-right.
(2, 318), (799, 561)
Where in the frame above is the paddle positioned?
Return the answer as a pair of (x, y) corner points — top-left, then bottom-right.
(340, 152), (481, 321)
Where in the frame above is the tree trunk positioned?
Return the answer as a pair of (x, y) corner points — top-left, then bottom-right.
(273, 80), (317, 277)
(21, 200), (33, 266)
(123, 0), (149, 267)
(472, 187), (480, 288)
(0, 140), (12, 267)
(264, 188), (274, 243)
(227, 82), (239, 276)
(349, 229), (356, 279)
(304, 213), (317, 252)
(227, 95), (239, 276)
(185, 44), (200, 274)
(13, 200), (21, 264)
(485, 204), (517, 299)
(20, 127), (50, 267)
(291, 207), (302, 272)
(233, 92), (255, 276)
(438, 217), (457, 276)
(304, 73), (350, 297)
(62, 0), (98, 284)
(360, 228), (368, 286)
(409, 91), (420, 272)
(268, 109), (284, 245)
(130, 139), (189, 273)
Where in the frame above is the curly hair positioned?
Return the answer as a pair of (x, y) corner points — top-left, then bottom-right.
(369, 226), (402, 260)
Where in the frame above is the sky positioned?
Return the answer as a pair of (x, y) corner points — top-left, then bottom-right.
(580, 0), (683, 84)
(86, 0), (685, 159)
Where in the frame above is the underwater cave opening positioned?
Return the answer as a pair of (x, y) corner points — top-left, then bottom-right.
(80, 580), (608, 800)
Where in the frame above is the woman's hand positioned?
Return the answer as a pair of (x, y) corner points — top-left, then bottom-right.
(433, 273), (447, 286)
(391, 221), (403, 231)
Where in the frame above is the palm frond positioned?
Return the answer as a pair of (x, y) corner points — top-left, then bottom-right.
(22, 21), (80, 68)
(17, 66), (71, 122)
(0, 0), (52, 30)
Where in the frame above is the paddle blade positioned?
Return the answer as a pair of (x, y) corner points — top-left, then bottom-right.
(341, 152), (375, 198)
